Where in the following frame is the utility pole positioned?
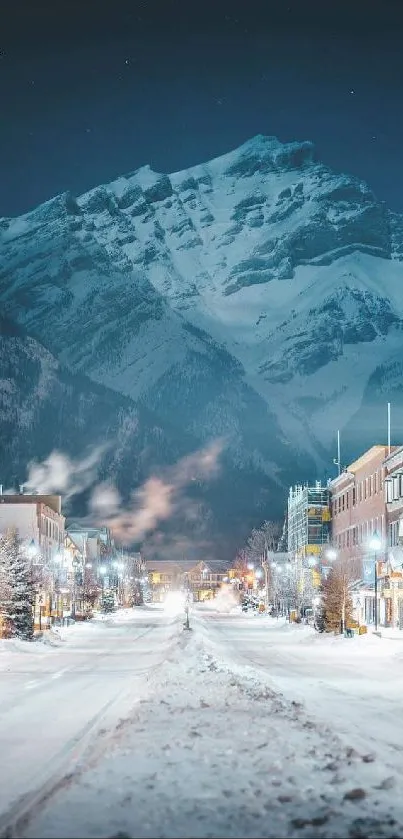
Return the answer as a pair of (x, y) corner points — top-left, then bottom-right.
(333, 430), (341, 476)
(388, 402), (391, 456)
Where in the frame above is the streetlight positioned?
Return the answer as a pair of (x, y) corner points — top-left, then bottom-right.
(27, 540), (38, 560)
(261, 555), (270, 610)
(369, 531), (382, 632)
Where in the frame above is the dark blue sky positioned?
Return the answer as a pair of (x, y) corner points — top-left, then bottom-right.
(1, 0), (403, 216)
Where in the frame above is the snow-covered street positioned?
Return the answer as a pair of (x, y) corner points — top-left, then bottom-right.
(0, 607), (180, 835)
(2, 607), (403, 838)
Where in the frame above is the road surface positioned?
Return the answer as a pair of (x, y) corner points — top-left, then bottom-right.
(2, 605), (403, 838)
(199, 609), (403, 771)
(0, 607), (179, 833)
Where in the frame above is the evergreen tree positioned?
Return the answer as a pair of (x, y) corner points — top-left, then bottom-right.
(0, 529), (34, 640)
(322, 561), (353, 634)
(101, 590), (117, 613)
(0, 533), (12, 637)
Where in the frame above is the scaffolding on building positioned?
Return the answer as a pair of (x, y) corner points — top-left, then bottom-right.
(287, 481), (331, 559)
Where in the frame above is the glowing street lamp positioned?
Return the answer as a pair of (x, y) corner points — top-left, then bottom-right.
(27, 540), (38, 560)
(369, 533), (382, 552)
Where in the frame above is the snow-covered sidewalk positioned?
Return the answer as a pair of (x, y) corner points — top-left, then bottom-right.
(23, 625), (403, 839)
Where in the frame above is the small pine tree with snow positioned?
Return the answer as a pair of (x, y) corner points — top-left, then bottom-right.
(322, 562), (353, 634)
(0, 533), (12, 637)
(101, 590), (117, 613)
(0, 529), (34, 640)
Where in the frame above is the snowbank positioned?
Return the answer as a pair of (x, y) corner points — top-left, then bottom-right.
(23, 627), (403, 839)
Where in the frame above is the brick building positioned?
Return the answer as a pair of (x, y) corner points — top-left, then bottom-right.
(383, 446), (403, 627)
(329, 445), (398, 626)
(0, 492), (65, 629)
(329, 446), (392, 561)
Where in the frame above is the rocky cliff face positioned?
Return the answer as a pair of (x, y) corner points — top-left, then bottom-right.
(1, 134), (403, 555)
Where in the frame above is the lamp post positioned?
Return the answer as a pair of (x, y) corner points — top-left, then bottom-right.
(369, 532), (382, 632)
(261, 552), (270, 609)
(99, 564), (107, 596)
(113, 560), (124, 605)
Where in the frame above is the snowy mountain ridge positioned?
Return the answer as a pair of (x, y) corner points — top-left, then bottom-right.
(1, 134), (403, 551)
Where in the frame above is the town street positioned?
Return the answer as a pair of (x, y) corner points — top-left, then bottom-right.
(1, 605), (403, 839)
(0, 607), (180, 833)
(198, 608), (403, 776)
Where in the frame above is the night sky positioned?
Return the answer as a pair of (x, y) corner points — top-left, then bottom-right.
(1, 0), (402, 217)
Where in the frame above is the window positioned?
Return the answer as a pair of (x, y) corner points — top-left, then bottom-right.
(374, 472), (378, 494)
(364, 479), (367, 500)
(389, 521), (399, 547)
(346, 491), (349, 509)
(346, 530), (350, 547)
(338, 497), (341, 513)
(342, 494), (345, 511)
(369, 475), (373, 496)
(352, 487), (356, 506)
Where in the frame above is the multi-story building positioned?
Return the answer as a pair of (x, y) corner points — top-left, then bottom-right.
(384, 446), (403, 551)
(287, 482), (331, 601)
(66, 524), (117, 612)
(0, 491), (65, 629)
(184, 560), (230, 601)
(0, 492), (65, 560)
(383, 446), (403, 628)
(146, 559), (230, 602)
(146, 560), (196, 601)
(329, 446), (391, 563)
(287, 482), (331, 561)
(329, 445), (397, 626)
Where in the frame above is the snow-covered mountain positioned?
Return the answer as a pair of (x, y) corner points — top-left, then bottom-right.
(1, 134), (403, 552)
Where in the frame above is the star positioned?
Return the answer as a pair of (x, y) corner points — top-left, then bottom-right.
(349, 89), (355, 95)
(85, 128), (92, 133)
(125, 58), (130, 65)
